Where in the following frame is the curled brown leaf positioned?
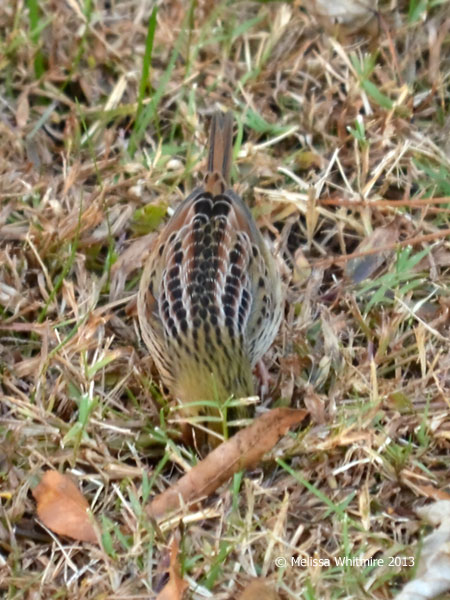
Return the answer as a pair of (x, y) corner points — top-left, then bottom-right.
(156, 538), (188, 600)
(147, 408), (307, 519)
(32, 470), (98, 544)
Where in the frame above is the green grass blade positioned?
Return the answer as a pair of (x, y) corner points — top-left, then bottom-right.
(135, 7), (158, 126)
(361, 80), (393, 110)
(27, 0), (46, 78)
(129, 8), (189, 156)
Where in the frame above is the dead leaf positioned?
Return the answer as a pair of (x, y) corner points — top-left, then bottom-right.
(0, 281), (23, 311)
(62, 161), (81, 196)
(292, 248), (311, 285)
(345, 221), (400, 283)
(294, 150), (323, 171)
(236, 579), (280, 600)
(156, 538), (188, 600)
(316, 428), (372, 450)
(428, 18), (450, 83)
(313, 0), (375, 24)
(303, 384), (326, 424)
(306, 0), (378, 34)
(305, 189), (319, 246)
(396, 500), (450, 600)
(109, 232), (155, 301)
(146, 408), (307, 518)
(16, 90), (29, 129)
(32, 471), (98, 544)
(417, 486), (450, 501)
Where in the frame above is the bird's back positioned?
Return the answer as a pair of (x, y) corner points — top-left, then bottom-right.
(138, 112), (282, 409)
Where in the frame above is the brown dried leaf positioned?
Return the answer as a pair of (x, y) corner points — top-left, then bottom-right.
(316, 428), (372, 450)
(417, 485), (450, 501)
(62, 161), (81, 196)
(237, 579), (280, 600)
(109, 232), (155, 300)
(303, 384), (326, 424)
(32, 471), (98, 544)
(292, 248), (311, 285)
(305, 189), (319, 246)
(345, 221), (400, 283)
(16, 90), (29, 129)
(146, 408), (307, 518)
(156, 538), (188, 600)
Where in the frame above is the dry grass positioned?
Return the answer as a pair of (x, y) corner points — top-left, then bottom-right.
(1, 0), (450, 598)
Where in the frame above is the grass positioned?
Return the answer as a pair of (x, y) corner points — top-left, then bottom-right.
(1, 0), (450, 598)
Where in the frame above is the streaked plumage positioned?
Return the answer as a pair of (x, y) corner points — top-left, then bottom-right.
(138, 112), (282, 444)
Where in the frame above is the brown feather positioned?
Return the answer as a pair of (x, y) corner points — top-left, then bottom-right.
(205, 111), (233, 195)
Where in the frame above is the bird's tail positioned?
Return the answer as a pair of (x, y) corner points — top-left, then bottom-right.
(205, 111), (233, 194)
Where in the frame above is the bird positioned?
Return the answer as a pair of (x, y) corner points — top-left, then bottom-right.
(137, 111), (283, 446)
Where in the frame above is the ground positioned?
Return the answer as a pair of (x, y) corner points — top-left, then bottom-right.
(1, 0), (450, 598)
